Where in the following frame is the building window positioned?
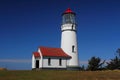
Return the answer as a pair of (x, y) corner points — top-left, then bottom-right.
(48, 58), (51, 66)
(59, 59), (62, 66)
(72, 45), (75, 52)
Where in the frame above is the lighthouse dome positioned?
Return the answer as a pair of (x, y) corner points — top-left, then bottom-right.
(63, 8), (76, 15)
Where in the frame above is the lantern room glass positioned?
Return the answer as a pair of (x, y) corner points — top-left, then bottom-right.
(62, 13), (76, 24)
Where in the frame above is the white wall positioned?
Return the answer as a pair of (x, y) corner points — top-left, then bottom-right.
(32, 55), (41, 69)
(42, 58), (67, 68)
(32, 48), (42, 69)
(38, 49), (43, 68)
(61, 23), (79, 67)
(32, 55), (35, 69)
(61, 24), (76, 31)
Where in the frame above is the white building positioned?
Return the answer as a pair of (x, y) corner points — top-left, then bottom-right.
(32, 47), (71, 69)
(32, 8), (79, 70)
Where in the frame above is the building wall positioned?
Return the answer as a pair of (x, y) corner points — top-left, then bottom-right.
(42, 58), (67, 68)
(32, 55), (41, 69)
(32, 55), (35, 69)
(38, 49), (43, 68)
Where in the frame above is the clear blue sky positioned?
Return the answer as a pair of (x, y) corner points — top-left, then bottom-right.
(0, 0), (120, 70)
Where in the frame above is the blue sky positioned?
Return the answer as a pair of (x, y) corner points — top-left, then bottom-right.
(0, 0), (120, 70)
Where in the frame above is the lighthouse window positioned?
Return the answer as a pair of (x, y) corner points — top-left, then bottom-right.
(62, 14), (75, 24)
(48, 58), (51, 66)
(72, 45), (75, 52)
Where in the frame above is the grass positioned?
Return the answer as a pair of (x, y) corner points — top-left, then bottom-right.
(0, 70), (120, 80)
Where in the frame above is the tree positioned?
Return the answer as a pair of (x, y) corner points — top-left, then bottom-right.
(80, 65), (85, 71)
(106, 56), (120, 70)
(116, 48), (120, 58)
(87, 56), (105, 71)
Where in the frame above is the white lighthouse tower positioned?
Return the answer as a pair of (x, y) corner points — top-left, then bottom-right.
(61, 8), (79, 69)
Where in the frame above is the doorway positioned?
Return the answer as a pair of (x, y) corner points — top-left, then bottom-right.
(36, 60), (39, 68)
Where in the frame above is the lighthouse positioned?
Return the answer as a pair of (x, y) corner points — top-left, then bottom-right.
(32, 8), (79, 70)
(61, 8), (79, 69)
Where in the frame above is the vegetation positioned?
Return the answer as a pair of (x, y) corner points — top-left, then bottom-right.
(0, 70), (120, 80)
(84, 48), (120, 71)
(116, 48), (120, 58)
(106, 48), (120, 70)
(87, 56), (105, 71)
(80, 65), (85, 71)
(106, 56), (120, 70)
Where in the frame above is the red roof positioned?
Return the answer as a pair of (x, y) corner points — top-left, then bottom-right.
(63, 8), (75, 14)
(39, 47), (71, 58)
(33, 52), (40, 57)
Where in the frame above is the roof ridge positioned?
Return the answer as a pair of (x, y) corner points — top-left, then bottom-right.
(39, 46), (61, 49)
